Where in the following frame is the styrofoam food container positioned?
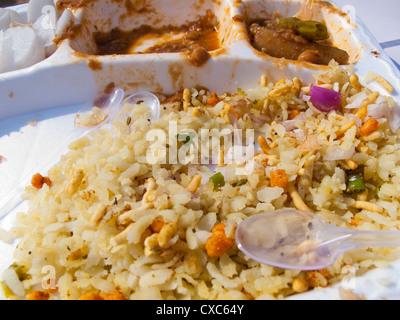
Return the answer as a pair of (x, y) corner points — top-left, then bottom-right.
(1, 0), (400, 300)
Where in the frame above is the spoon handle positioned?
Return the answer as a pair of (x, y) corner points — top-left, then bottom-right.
(345, 229), (400, 250)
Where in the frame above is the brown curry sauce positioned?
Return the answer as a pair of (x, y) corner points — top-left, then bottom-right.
(93, 10), (220, 67)
(247, 18), (349, 65)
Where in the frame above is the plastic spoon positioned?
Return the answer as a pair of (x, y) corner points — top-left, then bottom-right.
(236, 208), (400, 270)
(0, 89), (163, 220)
(0, 87), (124, 220)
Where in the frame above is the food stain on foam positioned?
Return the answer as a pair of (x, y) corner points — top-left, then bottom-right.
(87, 58), (103, 71)
(168, 63), (185, 91)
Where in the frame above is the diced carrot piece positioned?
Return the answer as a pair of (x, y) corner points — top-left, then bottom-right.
(289, 109), (300, 120)
(99, 291), (126, 300)
(205, 223), (234, 257)
(270, 169), (288, 188)
(26, 290), (50, 300)
(206, 92), (221, 106)
(79, 292), (103, 300)
(31, 173), (52, 189)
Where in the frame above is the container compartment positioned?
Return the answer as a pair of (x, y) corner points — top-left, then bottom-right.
(235, 0), (361, 65)
(68, 0), (234, 60)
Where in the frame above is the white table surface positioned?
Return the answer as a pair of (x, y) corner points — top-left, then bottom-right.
(334, 0), (400, 68)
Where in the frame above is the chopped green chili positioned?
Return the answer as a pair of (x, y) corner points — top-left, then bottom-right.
(344, 174), (365, 195)
(296, 21), (329, 41)
(276, 17), (301, 30)
(210, 172), (225, 191)
(276, 17), (329, 41)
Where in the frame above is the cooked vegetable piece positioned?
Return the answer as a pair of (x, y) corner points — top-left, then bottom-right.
(26, 291), (50, 300)
(276, 17), (329, 41)
(205, 223), (234, 257)
(79, 292), (103, 300)
(296, 20), (329, 41)
(31, 173), (52, 189)
(375, 184), (383, 199)
(178, 133), (195, 144)
(98, 291), (126, 300)
(150, 218), (165, 233)
(270, 169), (288, 188)
(345, 174), (365, 195)
(210, 172), (225, 190)
(232, 179), (248, 187)
(9, 263), (29, 281)
(206, 92), (221, 106)
(275, 17), (301, 30)
(237, 88), (247, 96)
(248, 22), (349, 65)
(79, 291), (126, 300)
(310, 85), (341, 112)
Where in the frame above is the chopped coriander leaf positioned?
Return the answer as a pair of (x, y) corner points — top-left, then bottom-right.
(10, 263), (29, 281)
(375, 184), (383, 199)
(177, 133), (195, 145)
(232, 179), (248, 187)
(237, 88), (247, 96)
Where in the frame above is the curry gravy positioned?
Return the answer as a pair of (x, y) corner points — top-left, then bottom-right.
(94, 10), (220, 66)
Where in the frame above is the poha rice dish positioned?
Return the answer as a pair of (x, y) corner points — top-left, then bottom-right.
(2, 61), (400, 300)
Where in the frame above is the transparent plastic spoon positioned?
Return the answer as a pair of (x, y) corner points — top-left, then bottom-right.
(0, 90), (163, 220)
(0, 87), (124, 220)
(236, 208), (400, 270)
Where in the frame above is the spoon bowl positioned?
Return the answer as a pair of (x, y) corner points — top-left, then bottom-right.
(236, 209), (400, 270)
